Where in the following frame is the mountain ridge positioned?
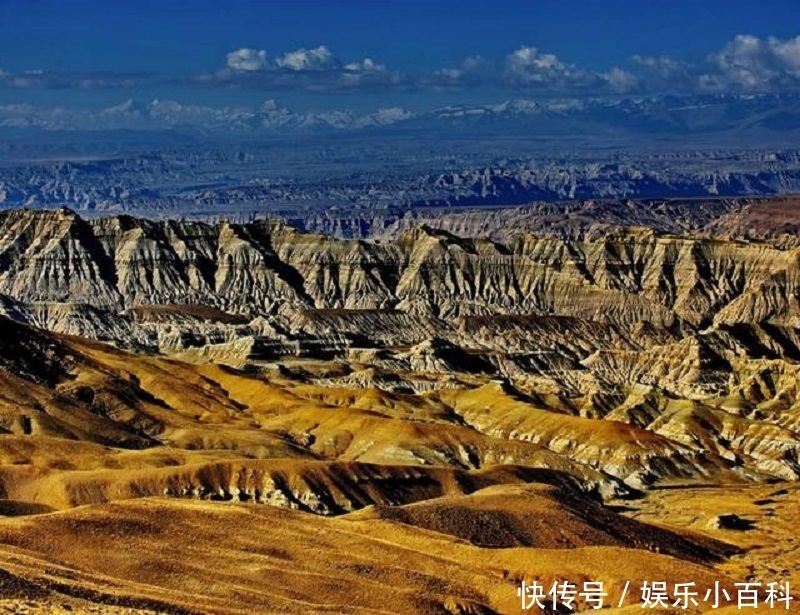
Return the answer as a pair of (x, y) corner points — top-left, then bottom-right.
(4, 93), (800, 137)
(1, 207), (799, 328)
(0, 207), (798, 611)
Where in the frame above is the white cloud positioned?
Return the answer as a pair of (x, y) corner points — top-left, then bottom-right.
(5, 31), (800, 100)
(704, 34), (800, 90)
(503, 46), (595, 90)
(343, 58), (386, 73)
(774, 37), (800, 74)
(205, 45), (403, 90)
(631, 54), (689, 80)
(276, 46), (338, 71)
(506, 46), (570, 82)
(226, 48), (268, 72)
(429, 56), (493, 87)
(602, 67), (639, 93)
(434, 68), (466, 81)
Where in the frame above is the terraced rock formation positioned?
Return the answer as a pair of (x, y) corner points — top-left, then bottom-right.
(0, 207), (799, 612)
(0, 208), (799, 484)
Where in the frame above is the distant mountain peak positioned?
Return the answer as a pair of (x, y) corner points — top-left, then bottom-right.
(100, 98), (150, 117)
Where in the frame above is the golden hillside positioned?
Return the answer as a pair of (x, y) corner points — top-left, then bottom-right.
(0, 210), (798, 612)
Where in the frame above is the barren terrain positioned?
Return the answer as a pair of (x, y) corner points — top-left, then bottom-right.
(0, 202), (798, 613)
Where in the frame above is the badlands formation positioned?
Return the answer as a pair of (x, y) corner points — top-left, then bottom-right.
(0, 206), (798, 612)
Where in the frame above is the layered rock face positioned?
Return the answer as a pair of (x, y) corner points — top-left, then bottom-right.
(2, 207), (800, 485)
(2, 207), (800, 326)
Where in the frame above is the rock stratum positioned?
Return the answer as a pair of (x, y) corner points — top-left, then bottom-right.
(0, 205), (799, 612)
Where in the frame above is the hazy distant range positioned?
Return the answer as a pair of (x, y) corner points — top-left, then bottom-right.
(1, 92), (799, 224)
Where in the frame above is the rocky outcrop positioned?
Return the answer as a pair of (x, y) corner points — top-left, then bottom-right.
(3, 209), (800, 484)
(2, 209), (800, 331)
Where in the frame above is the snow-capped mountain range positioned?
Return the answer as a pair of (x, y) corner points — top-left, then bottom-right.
(1, 93), (799, 139)
(0, 98), (415, 133)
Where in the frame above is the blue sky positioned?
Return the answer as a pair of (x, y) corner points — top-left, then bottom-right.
(0, 0), (799, 111)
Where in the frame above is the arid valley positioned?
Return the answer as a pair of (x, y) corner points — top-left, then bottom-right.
(5, 1), (800, 611)
(0, 200), (796, 612)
